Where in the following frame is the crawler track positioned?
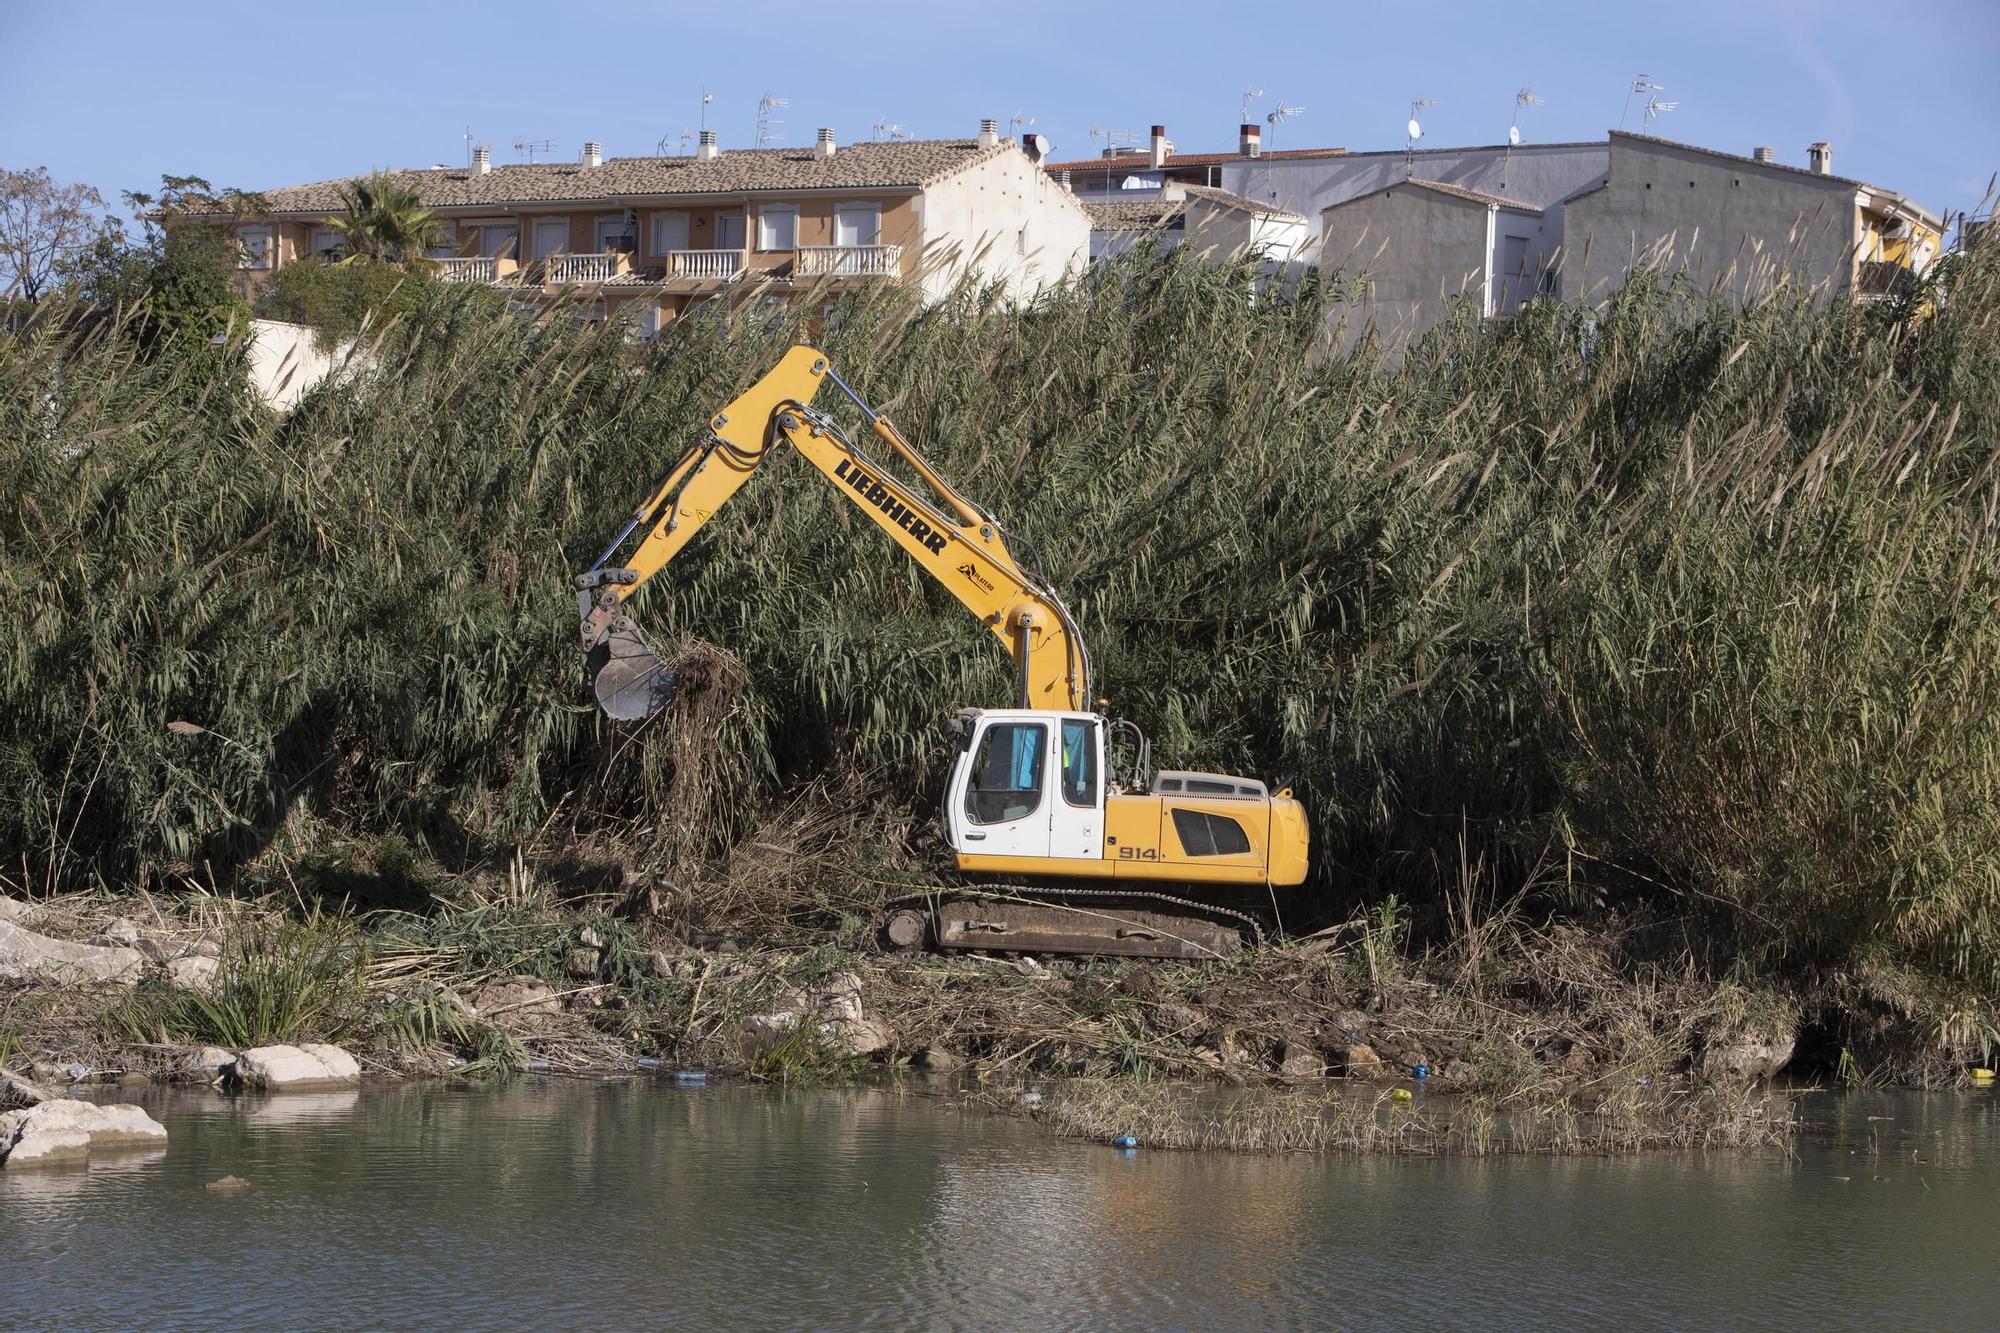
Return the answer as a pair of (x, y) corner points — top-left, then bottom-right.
(880, 884), (1267, 960)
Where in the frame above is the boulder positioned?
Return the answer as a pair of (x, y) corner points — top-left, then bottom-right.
(229, 1043), (360, 1091)
(0, 1099), (168, 1168)
(1278, 1040), (1325, 1079)
(0, 897), (41, 925)
(205, 1174), (252, 1192)
(165, 954), (220, 993)
(564, 948), (601, 980)
(740, 972), (889, 1057)
(1338, 1042), (1385, 1079)
(136, 935), (201, 964)
(192, 1047), (236, 1082)
(918, 1046), (964, 1073)
(1700, 1030), (1797, 1084)
(474, 975), (560, 1022)
(94, 918), (142, 948)
(0, 919), (146, 986)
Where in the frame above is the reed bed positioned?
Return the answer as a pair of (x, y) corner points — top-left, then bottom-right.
(2, 246), (1997, 1067)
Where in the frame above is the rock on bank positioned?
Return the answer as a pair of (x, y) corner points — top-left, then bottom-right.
(0, 1099), (168, 1168)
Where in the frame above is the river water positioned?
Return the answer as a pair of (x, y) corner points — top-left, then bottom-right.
(1, 1079), (1990, 1329)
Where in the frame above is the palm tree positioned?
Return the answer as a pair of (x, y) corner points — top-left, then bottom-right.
(323, 172), (443, 267)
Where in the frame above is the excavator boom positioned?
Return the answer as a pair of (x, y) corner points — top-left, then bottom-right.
(577, 346), (1090, 719)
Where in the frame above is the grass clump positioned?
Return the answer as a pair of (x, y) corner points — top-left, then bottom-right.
(107, 916), (367, 1049)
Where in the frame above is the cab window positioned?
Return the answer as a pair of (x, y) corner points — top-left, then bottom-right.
(966, 722), (1047, 825)
(1060, 719), (1098, 808)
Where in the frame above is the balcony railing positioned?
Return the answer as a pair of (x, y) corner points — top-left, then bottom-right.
(665, 249), (745, 281)
(546, 252), (630, 285)
(433, 256), (517, 284)
(797, 245), (903, 278)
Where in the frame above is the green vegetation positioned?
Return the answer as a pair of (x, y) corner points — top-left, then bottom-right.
(320, 171), (444, 266)
(2, 245), (1997, 1078)
(256, 257), (436, 346)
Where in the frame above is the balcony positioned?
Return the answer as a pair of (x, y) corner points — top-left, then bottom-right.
(1855, 260), (1918, 300)
(664, 249), (746, 281)
(797, 245), (903, 278)
(434, 256), (517, 284)
(546, 252), (632, 285)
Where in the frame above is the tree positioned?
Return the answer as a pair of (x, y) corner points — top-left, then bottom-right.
(53, 174), (253, 348)
(325, 172), (442, 266)
(1, 166), (113, 303)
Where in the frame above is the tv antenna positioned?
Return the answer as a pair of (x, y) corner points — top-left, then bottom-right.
(1406, 98), (1439, 154)
(513, 137), (556, 161)
(755, 92), (788, 146)
(871, 119), (909, 142)
(657, 130), (697, 155)
(463, 126), (478, 166)
(699, 87), (713, 132)
(1240, 86), (1265, 121)
(1508, 87), (1544, 146)
(1620, 74), (1663, 131)
(1010, 112), (1037, 134)
(1264, 102), (1305, 146)
(1643, 97), (1679, 126)
(1090, 127), (1138, 153)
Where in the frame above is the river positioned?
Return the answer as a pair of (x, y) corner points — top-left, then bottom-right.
(1, 1079), (1989, 1329)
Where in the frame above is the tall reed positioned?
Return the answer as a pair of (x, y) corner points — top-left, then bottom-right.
(2, 246), (1995, 1007)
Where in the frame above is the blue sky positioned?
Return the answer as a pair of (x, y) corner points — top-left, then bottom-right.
(5, 0), (1996, 226)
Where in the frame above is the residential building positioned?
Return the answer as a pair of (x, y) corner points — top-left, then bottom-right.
(1559, 133), (1945, 305)
(1322, 133), (1940, 352)
(206, 122), (1090, 333)
(1082, 181), (1310, 264)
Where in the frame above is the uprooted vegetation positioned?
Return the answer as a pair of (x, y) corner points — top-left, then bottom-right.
(2, 241), (1999, 1098)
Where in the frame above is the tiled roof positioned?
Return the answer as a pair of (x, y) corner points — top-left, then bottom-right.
(1178, 184), (1306, 221)
(1083, 199), (1185, 230)
(1082, 185), (1306, 231)
(1403, 178), (1531, 209)
(228, 139), (1013, 216)
(1045, 146), (1348, 172)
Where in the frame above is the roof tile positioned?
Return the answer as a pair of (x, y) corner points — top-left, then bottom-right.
(240, 139), (1013, 216)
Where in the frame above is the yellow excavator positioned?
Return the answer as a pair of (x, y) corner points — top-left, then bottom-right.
(575, 346), (1308, 958)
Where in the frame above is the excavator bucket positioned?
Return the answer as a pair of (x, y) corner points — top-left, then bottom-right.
(585, 616), (677, 721)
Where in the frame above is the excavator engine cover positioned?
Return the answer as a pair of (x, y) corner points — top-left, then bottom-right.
(587, 617), (676, 721)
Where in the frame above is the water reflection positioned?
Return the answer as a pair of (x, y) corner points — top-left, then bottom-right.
(0, 1081), (1989, 1329)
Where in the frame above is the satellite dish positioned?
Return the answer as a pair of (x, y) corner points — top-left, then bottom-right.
(1026, 132), (1051, 158)
(1508, 125), (1521, 146)
(1407, 118), (1423, 141)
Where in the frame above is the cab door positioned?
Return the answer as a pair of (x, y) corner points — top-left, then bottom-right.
(958, 719), (1051, 858)
(1047, 716), (1103, 860)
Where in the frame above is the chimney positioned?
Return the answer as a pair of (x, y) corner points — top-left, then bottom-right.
(1239, 123), (1262, 158)
(1148, 124), (1170, 169)
(472, 145), (491, 175)
(815, 127), (836, 160)
(1808, 141), (1832, 175)
(582, 140), (602, 168)
(1752, 146), (1775, 164)
(1053, 169), (1072, 192)
(977, 118), (1000, 149)
(696, 130), (719, 160)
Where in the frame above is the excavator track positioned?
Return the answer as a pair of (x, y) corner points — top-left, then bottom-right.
(879, 884), (1267, 961)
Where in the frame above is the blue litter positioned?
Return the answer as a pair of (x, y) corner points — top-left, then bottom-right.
(636, 1056), (664, 1070)
(1111, 1135), (1139, 1149)
(1411, 1063), (1429, 1080)
(673, 1070), (709, 1086)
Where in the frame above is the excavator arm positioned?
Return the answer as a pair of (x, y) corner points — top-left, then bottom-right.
(576, 345), (1092, 720)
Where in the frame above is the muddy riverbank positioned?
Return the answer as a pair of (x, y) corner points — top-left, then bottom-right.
(9, 885), (1968, 1156)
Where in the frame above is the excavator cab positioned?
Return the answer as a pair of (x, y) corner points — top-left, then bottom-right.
(941, 708), (1308, 889)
